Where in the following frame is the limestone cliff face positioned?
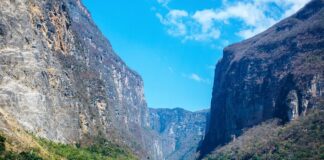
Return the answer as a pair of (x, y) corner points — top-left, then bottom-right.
(149, 108), (209, 160)
(199, 0), (324, 158)
(0, 0), (162, 159)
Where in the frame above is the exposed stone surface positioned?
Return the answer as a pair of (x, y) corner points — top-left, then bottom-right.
(198, 0), (324, 158)
(149, 108), (209, 160)
(0, 0), (162, 159)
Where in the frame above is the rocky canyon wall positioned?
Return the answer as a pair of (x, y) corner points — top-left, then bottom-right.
(199, 0), (324, 158)
(0, 0), (163, 159)
(149, 108), (208, 160)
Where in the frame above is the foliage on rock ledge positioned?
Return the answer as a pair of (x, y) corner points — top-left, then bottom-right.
(0, 133), (137, 160)
(36, 137), (138, 160)
(0, 134), (42, 160)
(205, 104), (324, 160)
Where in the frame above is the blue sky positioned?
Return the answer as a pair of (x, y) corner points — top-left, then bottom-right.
(82, 0), (309, 111)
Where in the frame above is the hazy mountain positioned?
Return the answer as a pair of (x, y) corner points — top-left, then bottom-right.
(149, 108), (209, 160)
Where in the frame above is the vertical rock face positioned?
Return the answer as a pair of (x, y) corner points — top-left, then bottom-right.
(0, 0), (162, 159)
(149, 108), (209, 160)
(199, 0), (324, 158)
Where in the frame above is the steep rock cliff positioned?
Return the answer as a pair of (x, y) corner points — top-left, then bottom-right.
(0, 0), (162, 159)
(199, 0), (324, 158)
(149, 108), (208, 160)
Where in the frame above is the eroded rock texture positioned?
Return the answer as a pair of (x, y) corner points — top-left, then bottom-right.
(199, 0), (324, 158)
(149, 108), (209, 160)
(0, 0), (162, 159)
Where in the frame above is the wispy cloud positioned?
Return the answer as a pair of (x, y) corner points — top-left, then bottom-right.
(155, 0), (310, 41)
(217, 0), (311, 38)
(157, 0), (171, 7)
(190, 73), (203, 82)
(183, 73), (211, 84)
(192, 2), (277, 39)
(156, 9), (221, 42)
(156, 10), (188, 37)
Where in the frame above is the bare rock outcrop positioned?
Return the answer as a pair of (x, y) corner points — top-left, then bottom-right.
(199, 0), (324, 158)
(149, 108), (208, 160)
(0, 0), (162, 159)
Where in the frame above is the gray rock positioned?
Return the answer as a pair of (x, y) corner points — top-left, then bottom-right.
(0, 0), (162, 159)
(149, 108), (209, 160)
(198, 0), (324, 158)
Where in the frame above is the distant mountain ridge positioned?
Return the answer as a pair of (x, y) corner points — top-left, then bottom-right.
(149, 108), (209, 160)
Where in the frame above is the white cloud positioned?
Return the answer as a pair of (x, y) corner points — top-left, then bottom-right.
(217, 3), (265, 26)
(184, 28), (221, 41)
(191, 2), (276, 39)
(155, 0), (310, 41)
(183, 73), (211, 84)
(190, 73), (202, 82)
(216, 0), (310, 38)
(156, 10), (188, 37)
(157, 9), (221, 41)
(237, 24), (275, 39)
(192, 10), (218, 32)
(262, 0), (312, 18)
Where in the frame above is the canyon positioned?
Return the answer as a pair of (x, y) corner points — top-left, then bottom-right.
(198, 0), (324, 158)
(0, 0), (323, 160)
(0, 0), (207, 159)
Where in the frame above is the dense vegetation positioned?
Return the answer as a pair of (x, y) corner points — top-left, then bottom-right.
(0, 133), (137, 160)
(36, 137), (137, 160)
(0, 134), (42, 160)
(205, 105), (324, 160)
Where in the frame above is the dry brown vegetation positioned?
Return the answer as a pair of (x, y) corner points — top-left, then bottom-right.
(0, 109), (137, 160)
(205, 105), (324, 160)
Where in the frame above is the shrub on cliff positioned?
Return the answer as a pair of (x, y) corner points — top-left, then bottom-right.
(3, 151), (42, 160)
(0, 135), (5, 153)
(36, 137), (137, 160)
(206, 106), (324, 160)
(0, 134), (42, 160)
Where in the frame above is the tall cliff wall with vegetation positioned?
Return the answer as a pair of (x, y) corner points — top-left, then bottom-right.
(0, 0), (163, 159)
(199, 0), (324, 158)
